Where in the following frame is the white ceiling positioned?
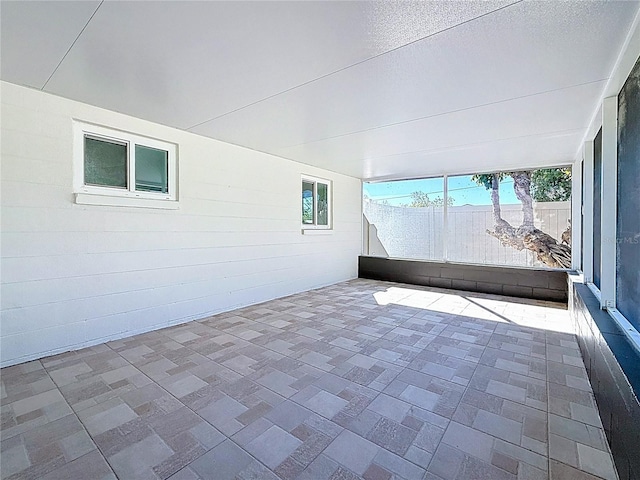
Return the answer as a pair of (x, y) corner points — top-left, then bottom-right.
(2, 0), (638, 180)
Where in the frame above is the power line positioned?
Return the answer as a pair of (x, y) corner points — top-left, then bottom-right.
(366, 179), (515, 201)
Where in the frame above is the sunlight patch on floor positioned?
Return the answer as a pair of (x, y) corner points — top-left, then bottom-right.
(373, 285), (572, 334)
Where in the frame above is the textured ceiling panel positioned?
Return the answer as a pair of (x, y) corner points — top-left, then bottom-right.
(359, 130), (585, 181)
(41, 0), (512, 130)
(271, 80), (605, 179)
(0, 1), (100, 89)
(191, 1), (635, 153)
(1, 0), (638, 180)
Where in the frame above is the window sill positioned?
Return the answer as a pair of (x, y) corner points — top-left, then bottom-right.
(608, 308), (640, 356)
(301, 229), (333, 235)
(75, 193), (179, 210)
(587, 282), (602, 304)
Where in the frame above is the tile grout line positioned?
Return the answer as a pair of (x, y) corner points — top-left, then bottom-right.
(99, 340), (280, 480)
(205, 285), (566, 477)
(2, 286), (399, 479)
(11, 280), (575, 480)
(422, 318), (566, 478)
(104, 295), (444, 476)
(37, 357), (120, 480)
(422, 315), (497, 478)
(93, 314), (386, 479)
(542, 331), (617, 480)
(130, 301), (440, 477)
(158, 310), (405, 476)
(42, 342), (227, 480)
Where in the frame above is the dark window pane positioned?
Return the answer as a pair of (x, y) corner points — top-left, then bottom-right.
(580, 160), (584, 270)
(135, 145), (168, 193)
(617, 56), (640, 330)
(317, 182), (328, 225)
(84, 136), (127, 188)
(302, 181), (314, 224)
(593, 128), (602, 289)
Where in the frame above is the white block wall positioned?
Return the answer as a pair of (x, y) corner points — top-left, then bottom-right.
(0, 81), (362, 367)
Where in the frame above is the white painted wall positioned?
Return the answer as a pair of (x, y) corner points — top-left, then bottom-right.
(0, 81), (362, 367)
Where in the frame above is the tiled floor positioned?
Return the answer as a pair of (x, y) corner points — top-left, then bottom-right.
(1, 279), (618, 480)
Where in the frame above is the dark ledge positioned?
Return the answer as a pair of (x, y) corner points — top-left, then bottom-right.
(358, 256), (568, 302)
(571, 281), (640, 480)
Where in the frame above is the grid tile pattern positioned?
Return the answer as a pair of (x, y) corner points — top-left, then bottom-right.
(0, 279), (617, 480)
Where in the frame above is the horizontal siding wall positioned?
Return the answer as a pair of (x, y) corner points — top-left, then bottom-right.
(0, 81), (362, 367)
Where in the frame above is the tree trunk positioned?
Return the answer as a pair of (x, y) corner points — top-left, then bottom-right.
(490, 173), (502, 224)
(512, 171), (535, 228)
(485, 171), (571, 268)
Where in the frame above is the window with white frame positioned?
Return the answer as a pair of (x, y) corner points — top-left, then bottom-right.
(74, 121), (177, 206)
(302, 176), (331, 228)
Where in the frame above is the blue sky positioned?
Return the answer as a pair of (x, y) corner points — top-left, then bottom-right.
(363, 175), (520, 206)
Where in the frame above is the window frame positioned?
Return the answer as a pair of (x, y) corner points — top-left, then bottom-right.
(363, 166), (573, 269)
(301, 175), (332, 230)
(73, 121), (178, 208)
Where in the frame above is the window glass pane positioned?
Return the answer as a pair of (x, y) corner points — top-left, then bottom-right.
(135, 145), (168, 193)
(448, 170), (571, 268)
(302, 181), (314, 224)
(84, 136), (127, 188)
(364, 170), (570, 267)
(317, 182), (329, 225)
(447, 174), (530, 266)
(363, 178), (444, 260)
(593, 129), (602, 288)
(616, 56), (640, 330)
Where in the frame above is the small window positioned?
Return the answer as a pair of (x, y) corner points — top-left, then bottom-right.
(74, 121), (177, 207)
(302, 176), (331, 229)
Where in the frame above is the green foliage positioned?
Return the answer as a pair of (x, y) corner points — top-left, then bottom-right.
(470, 172), (506, 190)
(530, 168), (572, 201)
(407, 191), (454, 207)
(472, 168), (571, 202)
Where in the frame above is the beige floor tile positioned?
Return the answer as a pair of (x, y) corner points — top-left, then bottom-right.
(0, 280), (616, 480)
